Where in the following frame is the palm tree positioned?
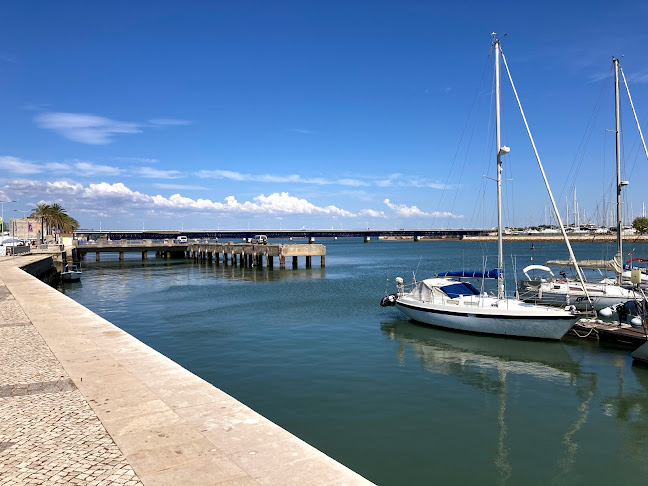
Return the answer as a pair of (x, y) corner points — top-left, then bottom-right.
(31, 203), (53, 237)
(31, 203), (79, 237)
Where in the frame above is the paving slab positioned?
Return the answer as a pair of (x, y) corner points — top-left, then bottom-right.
(0, 255), (374, 485)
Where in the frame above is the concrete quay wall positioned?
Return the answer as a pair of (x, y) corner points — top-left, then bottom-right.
(0, 255), (372, 485)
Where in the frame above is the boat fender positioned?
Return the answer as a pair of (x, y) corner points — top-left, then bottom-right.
(599, 307), (614, 318)
(630, 316), (643, 328)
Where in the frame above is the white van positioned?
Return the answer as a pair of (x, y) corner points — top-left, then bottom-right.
(251, 234), (268, 244)
(175, 235), (188, 243)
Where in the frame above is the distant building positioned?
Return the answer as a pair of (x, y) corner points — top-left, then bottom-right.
(8, 217), (44, 241)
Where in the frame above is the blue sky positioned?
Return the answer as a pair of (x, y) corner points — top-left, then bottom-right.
(1, 0), (648, 230)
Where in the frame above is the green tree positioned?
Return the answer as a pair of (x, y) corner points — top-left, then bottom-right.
(632, 216), (648, 234)
(30, 203), (79, 237)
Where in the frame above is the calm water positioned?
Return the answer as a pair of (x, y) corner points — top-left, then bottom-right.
(59, 239), (648, 485)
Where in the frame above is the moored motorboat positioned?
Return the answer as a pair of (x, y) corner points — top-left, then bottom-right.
(61, 264), (82, 282)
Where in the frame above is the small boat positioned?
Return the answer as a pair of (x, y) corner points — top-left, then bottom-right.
(61, 264), (82, 282)
(381, 34), (582, 340)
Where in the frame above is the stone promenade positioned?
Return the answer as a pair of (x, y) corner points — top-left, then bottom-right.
(0, 255), (372, 486)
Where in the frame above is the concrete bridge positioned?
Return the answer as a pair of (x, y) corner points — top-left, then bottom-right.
(74, 227), (488, 242)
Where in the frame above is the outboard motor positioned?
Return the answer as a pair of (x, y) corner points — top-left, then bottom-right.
(380, 294), (397, 307)
(617, 302), (629, 324)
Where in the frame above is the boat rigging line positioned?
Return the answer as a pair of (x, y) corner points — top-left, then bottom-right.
(499, 44), (593, 308)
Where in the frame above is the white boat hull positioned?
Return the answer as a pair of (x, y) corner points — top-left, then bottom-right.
(395, 297), (579, 340)
(61, 272), (81, 282)
(519, 281), (641, 311)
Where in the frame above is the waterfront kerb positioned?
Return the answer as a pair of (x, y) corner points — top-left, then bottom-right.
(0, 254), (372, 485)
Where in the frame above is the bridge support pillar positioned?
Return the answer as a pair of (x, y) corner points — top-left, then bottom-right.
(268, 256), (273, 268)
(257, 254), (263, 266)
(292, 256), (298, 268)
(280, 256), (285, 269)
(119, 252), (124, 261)
(96, 252), (100, 261)
(306, 256), (312, 268)
(166, 251), (171, 259)
(321, 256), (325, 267)
(142, 251), (148, 260)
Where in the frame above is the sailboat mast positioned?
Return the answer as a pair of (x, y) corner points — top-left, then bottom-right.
(494, 38), (505, 300)
(614, 57), (623, 285)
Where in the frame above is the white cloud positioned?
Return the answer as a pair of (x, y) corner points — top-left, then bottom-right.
(197, 170), (332, 185)
(35, 112), (141, 145)
(1, 156), (42, 175)
(197, 169), (447, 189)
(384, 198), (461, 218)
(153, 183), (208, 190)
(358, 209), (385, 217)
(45, 162), (72, 171)
(110, 156), (159, 164)
(136, 167), (183, 179)
(74, 161), (123, 176)
(8, 179), (84, 197)
(3, 179), (362, 217)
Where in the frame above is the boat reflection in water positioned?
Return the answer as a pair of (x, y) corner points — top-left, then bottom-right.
(378, 320), (636, 483)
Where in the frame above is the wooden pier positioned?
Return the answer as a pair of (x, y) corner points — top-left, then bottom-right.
(569, 319), (648, 347)
(73, 240), (325, 268)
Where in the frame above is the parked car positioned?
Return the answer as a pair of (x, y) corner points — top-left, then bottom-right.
(174, 235), (188, 243)
(251, 234), (268, 244)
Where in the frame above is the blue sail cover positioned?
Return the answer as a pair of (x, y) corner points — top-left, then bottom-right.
(437, 269), (500, 279)
(440, 282), (481, 298)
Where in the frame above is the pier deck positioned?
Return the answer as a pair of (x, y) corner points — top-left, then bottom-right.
(570, 319), (648, 347)
(0, 255), (371, 485)
(74, 241), (326, 268)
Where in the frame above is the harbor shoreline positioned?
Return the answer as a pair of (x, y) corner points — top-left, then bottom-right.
(382, 234), (648, 243)
(0, 254), (373, 485)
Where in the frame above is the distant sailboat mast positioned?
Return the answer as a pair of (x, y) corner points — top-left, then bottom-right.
(614, 58), (623, 284)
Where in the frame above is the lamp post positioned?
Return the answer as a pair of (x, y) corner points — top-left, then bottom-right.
(1, 199), (16, 234)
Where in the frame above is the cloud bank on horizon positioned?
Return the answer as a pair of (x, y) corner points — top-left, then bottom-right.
(2, 175), (462, 227)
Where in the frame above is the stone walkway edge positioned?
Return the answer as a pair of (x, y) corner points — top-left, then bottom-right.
(0, 256), (373, 486)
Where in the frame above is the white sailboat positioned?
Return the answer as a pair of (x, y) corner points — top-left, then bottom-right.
(382, 34), (582, 340)
(519, 57), (648, 311)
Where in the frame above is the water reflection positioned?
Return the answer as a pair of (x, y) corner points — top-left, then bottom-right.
(380, 320), (605, 484)
(72, 258), (326, 283)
